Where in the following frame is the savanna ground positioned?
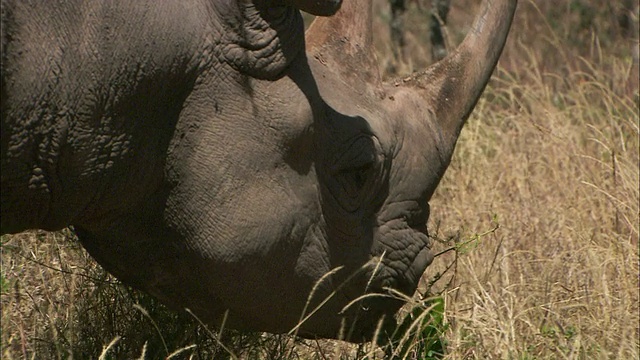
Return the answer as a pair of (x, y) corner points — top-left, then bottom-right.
(1, 1), (638, 359)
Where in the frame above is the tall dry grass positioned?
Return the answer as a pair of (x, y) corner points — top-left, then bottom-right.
(430, 55), (639, 359)
(2, 0), (638, 359)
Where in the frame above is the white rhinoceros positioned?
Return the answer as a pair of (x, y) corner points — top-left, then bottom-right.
(0, 0), (517, 341)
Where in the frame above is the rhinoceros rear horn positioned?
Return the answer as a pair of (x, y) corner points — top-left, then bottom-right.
(305, 0), (381, 93)
(289, 0), (343, 16)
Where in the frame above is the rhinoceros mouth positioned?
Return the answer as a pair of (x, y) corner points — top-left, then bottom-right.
(338, 237), (433, 341)
(404, 245), (434, 288)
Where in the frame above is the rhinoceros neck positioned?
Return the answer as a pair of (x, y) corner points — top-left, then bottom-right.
(1, 1), (208, 233)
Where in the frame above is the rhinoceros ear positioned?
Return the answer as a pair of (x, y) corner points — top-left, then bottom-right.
(305, 0), (381, 93)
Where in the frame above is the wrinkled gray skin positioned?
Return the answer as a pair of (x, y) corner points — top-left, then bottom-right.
(1, 0), (516, 340)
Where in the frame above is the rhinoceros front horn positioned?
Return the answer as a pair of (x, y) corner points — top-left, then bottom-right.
(306, 0), (518, 150)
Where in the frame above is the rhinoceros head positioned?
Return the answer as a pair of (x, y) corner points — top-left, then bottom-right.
(137, 0), (516, 340)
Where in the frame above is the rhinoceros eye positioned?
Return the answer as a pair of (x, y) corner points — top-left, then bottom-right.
(351, 165), (370, 189)
(330, 135), (382, 211)
(337, 161), (375, 198)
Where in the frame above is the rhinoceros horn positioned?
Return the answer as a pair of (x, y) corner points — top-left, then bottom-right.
(306, 0), (518, 150)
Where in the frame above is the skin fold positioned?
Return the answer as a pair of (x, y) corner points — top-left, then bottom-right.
(0, 0), (517, 341)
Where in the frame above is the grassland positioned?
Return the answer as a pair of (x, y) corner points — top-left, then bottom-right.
(1, 0), (638, 359)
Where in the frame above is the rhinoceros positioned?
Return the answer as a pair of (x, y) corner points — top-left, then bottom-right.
(1, 0), (517, 341)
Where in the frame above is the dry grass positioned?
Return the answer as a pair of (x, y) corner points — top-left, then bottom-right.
(430, 58), (639, 359)
(2, 0), (639, 359)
